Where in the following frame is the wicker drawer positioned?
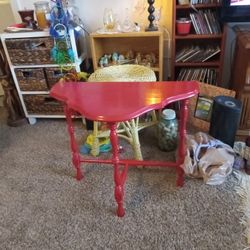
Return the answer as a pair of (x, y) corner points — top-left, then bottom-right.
(45, 67), (76, 88)
(23, 95), (64, 115)
(5, 37), (54, 65)
(15, 68), (48, 91)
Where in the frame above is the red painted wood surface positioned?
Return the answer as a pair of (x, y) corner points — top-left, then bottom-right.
(50, 81), (199, 122)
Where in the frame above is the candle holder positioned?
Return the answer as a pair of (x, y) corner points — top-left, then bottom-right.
(145, 0), (158, 31)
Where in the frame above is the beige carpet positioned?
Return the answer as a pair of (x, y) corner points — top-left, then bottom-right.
(235, 171), (250, 248)
(0, 107), (245, 249)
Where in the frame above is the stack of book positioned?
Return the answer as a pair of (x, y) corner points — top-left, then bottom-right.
(175, 45), (220, 62)
(177, 67), (217, 85)
(189, 9), (221, 35)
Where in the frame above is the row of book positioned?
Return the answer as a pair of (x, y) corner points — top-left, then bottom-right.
(177, 68), (218, 85)
(190, 9), (221, 35)
(190, 0), (222, 4)
(175, 45), (221, 63)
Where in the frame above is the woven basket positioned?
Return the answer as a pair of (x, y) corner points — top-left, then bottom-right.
(23, 95), (64, 115)
(45, 67), (77, 88)
(88, 64), (156, 82)
(15, 68), (48, 91)
(5, 37), (54, 65)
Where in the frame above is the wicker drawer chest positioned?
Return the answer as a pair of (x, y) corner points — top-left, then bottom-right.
(1, 29), (87, 124)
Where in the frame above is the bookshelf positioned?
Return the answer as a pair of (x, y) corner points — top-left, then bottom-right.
(172, 0), (226, 86)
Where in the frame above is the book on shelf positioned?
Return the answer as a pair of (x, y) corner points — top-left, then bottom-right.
(204, 11), (213, 34)
(192, 9), (222, 35)
(175, 46), (198, 62)
(176, 67), (217, 85)
(175, 45), (221, 63)
(202, 47), (220, 62)
(190, 13), (200, 34)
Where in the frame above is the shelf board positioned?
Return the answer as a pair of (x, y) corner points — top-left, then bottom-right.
(21, 91), (49, 95)
(176, 3), (221, 10)
(174, 61), (220, 67)
(175, 34), (223, 39)
(12, 63), (78, 69)
(90, 30), (163, 38)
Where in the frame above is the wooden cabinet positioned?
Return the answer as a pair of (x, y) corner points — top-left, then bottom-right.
(230, 26), (250, 131)
(90, 31), (164, 81)
(1, 28), (87, 124)
(172, 1), (226, 86)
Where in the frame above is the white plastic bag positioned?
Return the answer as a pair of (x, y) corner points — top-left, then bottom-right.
(182, 132), (235, 185)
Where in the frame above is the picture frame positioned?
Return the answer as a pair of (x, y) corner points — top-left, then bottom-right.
(188, 82), (236, 131)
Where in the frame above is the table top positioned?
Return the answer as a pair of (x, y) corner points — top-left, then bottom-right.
(50, 81), (199, 122)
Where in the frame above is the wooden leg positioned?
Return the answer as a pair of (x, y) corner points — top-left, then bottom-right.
(108, 122), (128, 217)
(176, 99), (189, 187)
(64, 105), (83, 181)
(130, 119), (143, 161)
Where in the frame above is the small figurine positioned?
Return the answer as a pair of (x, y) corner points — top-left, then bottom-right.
(118, 54), (125, 64)
(99, 55), (109, 67)
(135, 52), (142, 64)
(99, 57), (105, 67)
(126, 50), (134, 60)
(112, 52), (119, 64)
(103, 56), (109, 67)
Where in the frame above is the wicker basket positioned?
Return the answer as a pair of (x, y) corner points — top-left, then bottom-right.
(5, 37), (54, 65)
(23, 95), (64, 115)
(88, 64), (156, 82)
(45, 67), (76, 89)
(15, 68), (48, 91)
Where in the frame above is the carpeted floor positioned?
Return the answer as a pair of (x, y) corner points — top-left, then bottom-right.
(0, 108), (245, 249)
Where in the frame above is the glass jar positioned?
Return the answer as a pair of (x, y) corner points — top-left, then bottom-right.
(158, 109), (178, 151)
(34, 1), (50, 29)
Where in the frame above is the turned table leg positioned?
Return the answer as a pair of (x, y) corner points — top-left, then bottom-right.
(108, 122), (128, 217)
(176, 99), (189, 187)
(64, 105), (83, 181)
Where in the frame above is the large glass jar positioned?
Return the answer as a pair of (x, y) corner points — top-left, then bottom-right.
(34, 1), (50, 29)
(158, 109), (178, 151)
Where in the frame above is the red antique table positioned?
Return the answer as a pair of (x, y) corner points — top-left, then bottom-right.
(50, 81), (199, 217)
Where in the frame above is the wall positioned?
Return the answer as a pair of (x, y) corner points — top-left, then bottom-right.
(10, 0), (174, 79)
(0, 2), (15, 32)
(10, 0), (173, 31)
(0, 1), (15, 96)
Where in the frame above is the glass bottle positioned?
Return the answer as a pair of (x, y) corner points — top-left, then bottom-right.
(34, 1), (50, 29)
(158, 109), (178, 151)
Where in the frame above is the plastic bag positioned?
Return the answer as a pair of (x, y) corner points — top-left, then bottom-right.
(182, 132), (235, 185)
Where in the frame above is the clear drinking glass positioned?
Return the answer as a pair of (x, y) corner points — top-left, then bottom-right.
(103, 8), (115, 31)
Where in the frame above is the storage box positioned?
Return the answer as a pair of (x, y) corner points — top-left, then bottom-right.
(15, 68), (48, 91)
(5, 37), (54, 65)
(23, 95), (64, 115)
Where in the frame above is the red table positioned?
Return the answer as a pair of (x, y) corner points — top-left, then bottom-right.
(50, 81), (199, 217)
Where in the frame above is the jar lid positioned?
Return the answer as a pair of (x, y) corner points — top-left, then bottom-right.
(176, 18), (191, 24)
(162, 109), (176, 120)
(34, 1), (49, 6)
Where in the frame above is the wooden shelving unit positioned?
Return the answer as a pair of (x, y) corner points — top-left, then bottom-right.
(172, 1), (226, 86)
(90, 31), (164, 81)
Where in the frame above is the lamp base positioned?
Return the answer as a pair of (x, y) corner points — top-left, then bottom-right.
(145, 26), (158, 32)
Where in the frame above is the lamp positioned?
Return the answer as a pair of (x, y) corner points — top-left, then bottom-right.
(145, 0), (158, 31)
